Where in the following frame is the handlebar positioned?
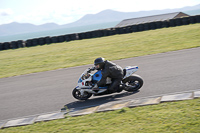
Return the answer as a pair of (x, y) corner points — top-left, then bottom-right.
(87, 67), (96, 73)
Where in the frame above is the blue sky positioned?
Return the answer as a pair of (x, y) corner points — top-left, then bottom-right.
(0, 0), (200, 25)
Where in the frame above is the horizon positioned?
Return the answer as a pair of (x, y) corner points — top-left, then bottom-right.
(0, 0), (200, 25)
(1, 5), (200, 26)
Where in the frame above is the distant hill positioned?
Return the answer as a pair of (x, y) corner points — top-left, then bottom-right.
(0, 4), (200, 36)
(0, 22), (60, 36)
(62, 4), (200, 27)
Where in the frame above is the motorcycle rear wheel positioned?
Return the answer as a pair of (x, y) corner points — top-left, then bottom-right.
(72, 88), (92, 100)
(123, 74), (143, 92)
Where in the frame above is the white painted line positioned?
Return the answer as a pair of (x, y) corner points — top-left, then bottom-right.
(161, 93), (193, 102)
(35, 112), (65, 122)
(4, 117), (36, 128)
(194, 91), (200, 98)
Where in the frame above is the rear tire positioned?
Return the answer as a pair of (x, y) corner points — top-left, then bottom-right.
(122, 74), (143, 92)
(72, 88), (92, 100)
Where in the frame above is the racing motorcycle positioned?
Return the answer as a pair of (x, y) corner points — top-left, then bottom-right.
(72, 66), (143, 100)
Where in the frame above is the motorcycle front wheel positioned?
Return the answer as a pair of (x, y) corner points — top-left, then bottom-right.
(122, 74), (143, 92)
(72, 88), (92, 100)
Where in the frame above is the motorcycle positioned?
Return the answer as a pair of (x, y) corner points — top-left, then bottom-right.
(72, 66), (143, 100)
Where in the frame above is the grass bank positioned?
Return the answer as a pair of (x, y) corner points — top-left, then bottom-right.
(1, 98), (200, 133)
(0, 24), (200, 78)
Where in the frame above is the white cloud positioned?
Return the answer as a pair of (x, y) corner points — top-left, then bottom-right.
(0, 8), (13, 16)
(0, 0), (199, 25)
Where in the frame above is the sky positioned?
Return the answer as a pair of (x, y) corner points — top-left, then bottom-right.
(0, 0), (200, 25)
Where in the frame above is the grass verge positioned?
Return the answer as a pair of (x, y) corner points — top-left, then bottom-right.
(0, 24), (200, 78)
(1, 98), (200, 133)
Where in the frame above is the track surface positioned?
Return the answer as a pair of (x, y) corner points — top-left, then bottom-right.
(0, 47), (200, 121)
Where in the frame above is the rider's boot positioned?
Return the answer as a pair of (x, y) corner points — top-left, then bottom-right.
(116, 84), (125, 93)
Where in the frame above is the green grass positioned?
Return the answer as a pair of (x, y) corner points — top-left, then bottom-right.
(1, 98), (200, 133)
(0, 24), (200, 78)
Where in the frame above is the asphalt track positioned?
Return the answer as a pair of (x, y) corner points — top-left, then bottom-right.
(0, 47), (200, 121)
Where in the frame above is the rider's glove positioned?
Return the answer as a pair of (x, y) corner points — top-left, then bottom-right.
(87, 67), (96, 73)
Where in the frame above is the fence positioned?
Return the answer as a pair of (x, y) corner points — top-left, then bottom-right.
(0, 15), (200, 51)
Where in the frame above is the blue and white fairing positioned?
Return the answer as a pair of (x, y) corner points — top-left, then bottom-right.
(76, 68), (109, 94)
(76, 66), (138, 91)
(123, 66), (139, 79)
(76, 68), (93, 89)
(92, 70), (108, 89)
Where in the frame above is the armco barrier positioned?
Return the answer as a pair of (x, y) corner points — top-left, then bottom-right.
(0, 15), (200, 51)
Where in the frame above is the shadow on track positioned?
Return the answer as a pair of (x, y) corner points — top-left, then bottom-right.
(63, 91), (139, 111)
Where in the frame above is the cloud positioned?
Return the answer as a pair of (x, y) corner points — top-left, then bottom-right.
(0, 0), (199, 25)
(0, 8), (13, 16)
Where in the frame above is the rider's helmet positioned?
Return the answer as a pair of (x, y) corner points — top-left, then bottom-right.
(94, 57), (105, 70)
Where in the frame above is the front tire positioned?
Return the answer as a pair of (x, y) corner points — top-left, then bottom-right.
(72, 88), (92, 100)
(122, 74), (143, 92)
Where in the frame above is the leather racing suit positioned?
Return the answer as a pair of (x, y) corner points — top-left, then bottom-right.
(97, 60), (123, 93)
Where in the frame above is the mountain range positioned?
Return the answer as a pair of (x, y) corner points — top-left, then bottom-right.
(0, 4), (200, 36)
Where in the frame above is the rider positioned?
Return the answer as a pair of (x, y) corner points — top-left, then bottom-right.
(92, 57), (124, 93)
